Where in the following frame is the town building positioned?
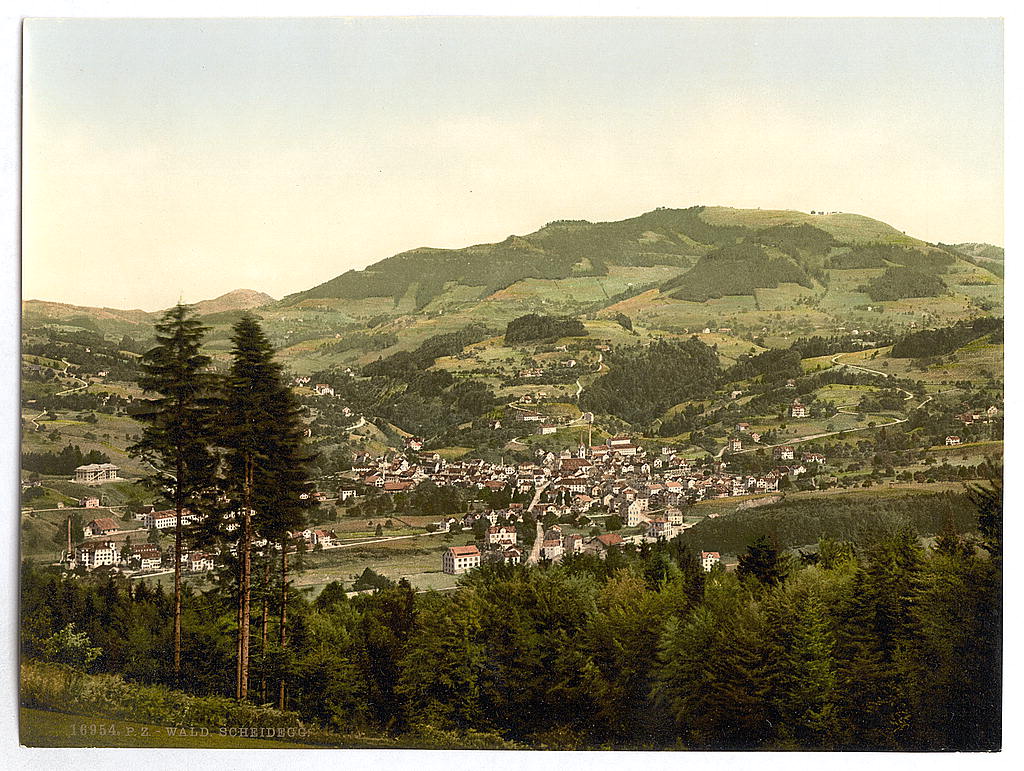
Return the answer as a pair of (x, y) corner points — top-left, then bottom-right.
(443, 545), (481, 574)
(74, 463), (121, 485)
(75, 541), (118, 569)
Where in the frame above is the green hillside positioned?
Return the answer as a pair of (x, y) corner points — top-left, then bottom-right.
(21, 205), (1003, 378)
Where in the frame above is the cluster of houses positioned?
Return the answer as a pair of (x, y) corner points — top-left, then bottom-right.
(443, 527), (724, 577)
(956, 405), (999, 425)
(68, 515), (215, 573)
(66, 506), (343, 574)
(352, 433), (817, 518)
(441, 525), (628, 575)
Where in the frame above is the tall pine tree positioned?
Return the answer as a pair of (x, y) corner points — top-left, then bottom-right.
(218, 314), (313, 701)
(130, 303), (219, 685)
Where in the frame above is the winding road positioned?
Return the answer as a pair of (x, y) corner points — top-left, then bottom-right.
(719, 351), (935, 458)
(55, 359), (90, 396)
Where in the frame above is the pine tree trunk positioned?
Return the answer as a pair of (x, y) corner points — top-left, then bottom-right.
(237, 457), (254, 701)
(278, 540), (288, 710)
(173, 497), (183, 686)
(261, 559), (269, 704)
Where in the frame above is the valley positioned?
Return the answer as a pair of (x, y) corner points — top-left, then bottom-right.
(20, 205), (1003, 596)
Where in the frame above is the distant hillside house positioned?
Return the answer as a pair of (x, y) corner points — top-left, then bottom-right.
(79, 496), (101, 509)
(443, 545), (481, 575)
(790, 401), (809, 418)
(143, 509), (198, 530)
(773, 446), (795, 461)
(700, 551), (721, 572)
(945, 436), (962, 446)
(74, 463), (121, 485)
(83, 517), (118, 538)
(313, 383), (335, 396)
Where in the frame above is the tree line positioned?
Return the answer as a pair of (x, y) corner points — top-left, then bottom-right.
(22, 443), (111, 476)
(890, 316), (1002, 359)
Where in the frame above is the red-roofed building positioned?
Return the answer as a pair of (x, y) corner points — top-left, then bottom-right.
(443, 545), (481, 574)
(84, 517), (118, 538)
(700, 551), (721, 572)
(486, 525), (517, 547)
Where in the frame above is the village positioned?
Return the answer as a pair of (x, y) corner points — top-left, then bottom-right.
(57, 432), (794, 582)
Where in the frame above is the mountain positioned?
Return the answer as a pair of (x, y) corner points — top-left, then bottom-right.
(189, 289), (275, 316)
(282, 205), (947, 312)
(21, 206), (1003, 375)
(953, 243), (1003, 261)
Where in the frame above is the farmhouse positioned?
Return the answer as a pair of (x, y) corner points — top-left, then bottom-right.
(945, 436), (962, 446)
(790, 401), (809, 418)
(83, 517), (118, 538)
(585, 533), (624, 558)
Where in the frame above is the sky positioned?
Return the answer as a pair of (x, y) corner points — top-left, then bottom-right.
(22, 16), (1004, 311)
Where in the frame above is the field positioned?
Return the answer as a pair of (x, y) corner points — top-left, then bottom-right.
(833, 341), (1003, 386)
(290, 534), (460, 595)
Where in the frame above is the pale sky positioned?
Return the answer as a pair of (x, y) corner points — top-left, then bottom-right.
(22, 17), (1004, 311)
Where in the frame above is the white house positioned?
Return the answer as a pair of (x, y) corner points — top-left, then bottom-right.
(540, 538), (564, 561)
(75, 541), (118, 569)
(143, 509), (199, 530)
(486, 525), (517, 547)
(945, 436), (962, 446)
(623, 498), (650, 527)
(443, 545), (481, 575)
(700, 551), (721, 572)
(773, 446), (795, 461)
(790, 401), (809, 418)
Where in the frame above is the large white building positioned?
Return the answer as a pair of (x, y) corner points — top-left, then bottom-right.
(74, 463), (121, 485)
(443, 545), (481, 574)
(75, 541), (118, 569)
(143, 509), (200, 530)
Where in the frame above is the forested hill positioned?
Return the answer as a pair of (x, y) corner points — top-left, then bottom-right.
(281, 206), (960, 310)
